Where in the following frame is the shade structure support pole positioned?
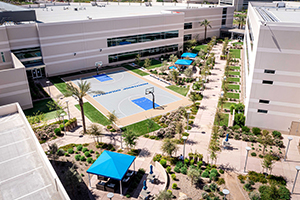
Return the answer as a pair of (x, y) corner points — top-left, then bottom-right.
(120, 181), (123, 196)
(134, 161), (136, 173)
(88, 174), (91, 189)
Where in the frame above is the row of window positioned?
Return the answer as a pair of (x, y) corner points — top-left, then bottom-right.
(222, 8), (227, 26)
(108, 44), (178, 63)
(107, 30), (179, 47)
(258, 68), (275, 114)
(184, 23), (192, 30)
(184, 34), (192, 41)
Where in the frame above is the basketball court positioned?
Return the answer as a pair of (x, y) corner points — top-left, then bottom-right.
(64, 67), (191, 125)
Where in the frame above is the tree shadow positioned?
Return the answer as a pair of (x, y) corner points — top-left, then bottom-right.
(138, 148), (151, 158)
(186, 139), (198, 146)
(218, 163), (237, 172)
(195, 178), (205, 190)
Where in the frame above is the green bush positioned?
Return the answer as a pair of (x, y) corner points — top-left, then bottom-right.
(210, 183), (218, 191)
(75, 154), (81, 161)
(203, 184), (210, 192)
(174, 166), (180, 173)
(267, 175), (287, 186)
(249, 191), (261, 200)
(209, 172), (217, 181)
(211, 168), (218, 175)
(217, 178), (225, 185)
(80, 155), (86, 161)
(76, 145), (83, 151)
(84, 152), (91, 157)
(243, 183), (252, 192)
(166, 166), (171, 173)
(57, 149), (65, 156)
(126, 194), (130, 198)
(59, 124), (64, 131)
(89, 149), (94, 153)
(184, 158), (189, 165)
(252, 127), (261, 135)
(190, 159), (195, 165)
(176, 161), (183, 168)
(278, 186), (290, 200)
(54, 128), (61, 136)
(272, 131), (282, 138)
(197, 161), (203, 168)
(219, 169), (224, 174)
(153, 154), (162, 162)
(171, 174), (176, 180)
(172, 183), (177, 189)
(67, 148), (74, 154)
(251, 152), (257, 156)
(64, 152), (69, 156)
(242, 126), (250, 132)
(201, 171), (209, 178)
(259, 154), (264, 158)
(181, 167), (187, 174)
(82, 147), (88, 153)
(160, 159), (167, 168)
(87, 157), (93, 163)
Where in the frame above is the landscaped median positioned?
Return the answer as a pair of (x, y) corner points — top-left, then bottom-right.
(48, 76), (69, 96)
(123, 65), (149, 76)
(166, 85), (190, 96)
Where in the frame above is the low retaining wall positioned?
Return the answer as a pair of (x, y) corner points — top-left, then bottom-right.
(154, 161), (169, 190)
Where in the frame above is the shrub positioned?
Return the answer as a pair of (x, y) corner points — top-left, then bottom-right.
(82, 147), (88, 153)
(272, 131), (282, 138)
(160, 159), (167, 168)
(242, 126), (250, 132)
(219, 169), (224, 174)
(80, 155), (86, 161)
(153, 154), (162, 162)
(184, 158), (189, 165)
(267, 175), (286, 185)
(167, 189), (172, 195)
(217, 178), (225, 185)
(252, 127), (261, 135)
(144, 134), (149, 138)
(166, 166), (171, 173)
(211, 168), (218, 175)
(59, 124), (64, 131)
(251, 152), (257, 157)
(181, 167), (187, 174)
(249, 191), (261, 200)
(174, 166), (180, 173)
(243, 183), (252, 192)
(87, 157), (93, 163)
(210, 183), (218, 191)
(67, 148), (74, 154)
(259, 154), (264, 158)
(64, 152), (69, 156)
(84, 152), (91, 157)
(197, 161), (203, 168)
(171, 174), (176, 180)
(126, 194), (130, 198)
(54, 128), (61, 136)
(203, 184), (210, 192)
(172, 183), (177, 189)
(176, 161), (183, 168)
(190, 159), (195, 165)
(209, 173), (217, 181)
(201, 171), (209, 178)
(75, 154), (81, 161)
(278, 186), (290, 200)
(89, 149), (94, 153)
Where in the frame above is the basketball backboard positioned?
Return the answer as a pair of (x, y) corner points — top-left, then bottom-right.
(145, 87), (154, 95)
(95, 61), (103, 67)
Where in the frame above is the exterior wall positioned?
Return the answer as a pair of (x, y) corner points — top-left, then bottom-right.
(0, 54), (32, 109)
(38, 13), (185, 76)
(181, 6), (234, 40)
(0, 26), (13, 70)
(244, 3), (300, 133)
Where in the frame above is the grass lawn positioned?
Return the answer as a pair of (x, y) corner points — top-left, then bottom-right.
(166, 85), (189, 96)
(75, 102), (111, 126)
(227, 77), (240, 83)
(140, 59), (162, 70)
(229, 71), (240, 76)
(229, 66), (240, 70)
(23, 99), (61, 120)
(48, 77), (69, 96)
(228, 84), (240, 90)
(227, 92), (240, 99)
(230, 49), (241, 59)
(122, 119), (161, 136)
(223, 102), (237, 109)
(233, 42), (244, 46)
(124, 65), (149, 76)
(214, 113), (229, 126)
(192, 44), (207, 53)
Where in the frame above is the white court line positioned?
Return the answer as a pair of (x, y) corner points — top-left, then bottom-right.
(0, 137), (30, 149)
(0, 151), (36, 165)
(15, 184), (52, 200)
(0, 166), (43, 184)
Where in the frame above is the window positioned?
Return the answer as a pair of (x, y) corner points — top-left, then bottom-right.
(107, 30), (179, 47)
(184, 34), (192, 41)
(222, 18), (226, 26)
(221, 8), (227, 26)
(109, 44), (178, 63)
(258, 109), (268, 113)
(1, 52), (5, 62)
(264, 69), (275, 74)
(184, 22), (192, 30)
(262, 80), (273, 85)
(259, 99), (270, 104)
(222, 8), (227, 15)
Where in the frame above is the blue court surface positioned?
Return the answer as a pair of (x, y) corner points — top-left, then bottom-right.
(132, 97), (160, 110)
(93, 74), (113, 82)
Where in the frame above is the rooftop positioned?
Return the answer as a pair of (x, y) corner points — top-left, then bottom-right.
(0, 1), (28, 12)
(32, 2), (222, 23)
(0, 103), (69, 200)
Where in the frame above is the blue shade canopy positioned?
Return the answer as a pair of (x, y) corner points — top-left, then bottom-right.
(181, 52), (197, 58)
(175, 59), (193, 65)
(87, 150), (136, 180)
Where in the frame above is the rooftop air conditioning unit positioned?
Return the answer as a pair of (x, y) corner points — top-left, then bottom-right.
(276, 2), (285, 8)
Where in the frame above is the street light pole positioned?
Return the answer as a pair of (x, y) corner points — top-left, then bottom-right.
(186, 110), (191, 133)
(284, 136), (293, 161)
(118, 125), (123, 150)
(244, 146), (251, 173)
(292, 166), (300, 194)
(61, 113), (66, 135)
(182, 136), (188, 160)
(65, 100), (70, 120)
(223, 189), (230, 200)
(46, 80), (51, 97)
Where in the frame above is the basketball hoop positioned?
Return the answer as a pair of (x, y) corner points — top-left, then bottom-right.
(145, 87), (155, 109)
(95, 61), (103, 75)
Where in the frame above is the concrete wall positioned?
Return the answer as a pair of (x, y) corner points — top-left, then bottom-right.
(0, 26), (13, 70)
(0, 54), (32, 109)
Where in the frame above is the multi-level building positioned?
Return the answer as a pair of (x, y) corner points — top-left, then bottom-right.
(244, 1), (300, 134)
(0, 2), (233, 109)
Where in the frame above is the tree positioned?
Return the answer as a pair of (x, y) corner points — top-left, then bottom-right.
(200, 19), (212, 42)
(175, 121), (184, 138)
(123, 129), (138, 150)
(215, 109), (225, 126)
(169, 69), (179, 83)
(47, 99), (66, 122)
(155, 190), (173, 200)
(218, 97), (226, 109)
(135, 54), (141, 66)
(184, 67), (193, 78)
(234, 113), (245, 127)
(66, 80), (92, 133)
(161, 138), (179, 157)
(257, 130), (273, 155)
(237, 15), (246, 29)
(107, 110), (118, 128)
(169, 54), (178, 65)
(187, 167), (200, 185)
(208, 126), (221, 164)
(189, 93), (198, 106)
(48, 143), (59, 165)
(262, 153), (275, 174)
(87, 123), (103, 143)
(144, 58), (151, 69)
(65, 164), (82, 195)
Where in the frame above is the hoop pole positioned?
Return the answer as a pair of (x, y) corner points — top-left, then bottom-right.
(151, 93), (155, 109)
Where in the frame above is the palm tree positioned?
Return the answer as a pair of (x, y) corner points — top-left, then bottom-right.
(107, 110), (118, 128)
(66, 80), (92, 133)
(123, 128), (138, 150)
(200, 19), (212, 42)
(87, 123), (103, 143)
(237, 15), (246, 29)
(175, 121), (184, 139)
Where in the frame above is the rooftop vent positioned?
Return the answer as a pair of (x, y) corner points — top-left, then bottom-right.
(276, 2), (285, 8)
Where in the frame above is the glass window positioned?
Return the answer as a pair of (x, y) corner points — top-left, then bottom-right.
(222, 8), (227, 15)
(222, 18), (226, 26)
(1, 52), (5, 62)
(184, 34), (192, 41)
(262, 80), (273, 85)
(257, 109), (268, 113)
(259, 99), (270, 104)
(264, 69), (275, 74)
(107, 30), (178, 47)
(184, 23), (192, 29)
